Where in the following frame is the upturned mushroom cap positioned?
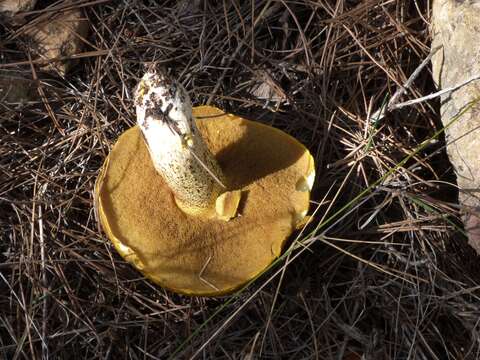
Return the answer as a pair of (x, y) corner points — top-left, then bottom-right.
(95, 106), (315, 296)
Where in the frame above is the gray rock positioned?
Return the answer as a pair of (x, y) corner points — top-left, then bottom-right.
(431, 0), (480, 250)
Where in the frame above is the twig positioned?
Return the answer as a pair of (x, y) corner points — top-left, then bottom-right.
(390, 74), (480, 110)
(198, 255), (219, 291)
(387, 46), (442, 110)
(27, 51), (65, 135)
(38, 204), (49, 360)
(371, 45), (442, 122)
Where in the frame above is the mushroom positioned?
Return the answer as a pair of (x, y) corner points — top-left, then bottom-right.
(95, 66), (315, 296)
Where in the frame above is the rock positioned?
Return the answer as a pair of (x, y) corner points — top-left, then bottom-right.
(249, 69), (288, 110)
(0, 69), (35, 103)
(431, 0), (480, 251)
(0, 0), (36, 17)
(24, 8), (89, 75)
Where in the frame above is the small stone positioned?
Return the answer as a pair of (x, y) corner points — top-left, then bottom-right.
(0, 0), (36, 17)
(0, 69), (34, 103)
(431, 0), (480, 250)
(24, 8), (89, 75)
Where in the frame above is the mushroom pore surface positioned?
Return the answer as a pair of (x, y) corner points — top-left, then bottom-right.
(96, 106), (314, 296)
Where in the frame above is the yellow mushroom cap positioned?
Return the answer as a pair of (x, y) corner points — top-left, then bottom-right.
(95, 105), (315, 296)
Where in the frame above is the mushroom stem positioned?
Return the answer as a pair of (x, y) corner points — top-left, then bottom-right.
(134, 67), (239, 220)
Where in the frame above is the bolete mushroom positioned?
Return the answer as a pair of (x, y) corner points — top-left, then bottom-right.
(95, 66), (315, 296)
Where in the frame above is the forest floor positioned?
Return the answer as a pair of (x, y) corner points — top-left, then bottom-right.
(2, 1), (480, 359)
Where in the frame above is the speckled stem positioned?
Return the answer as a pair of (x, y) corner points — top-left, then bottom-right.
(134, 67), (226, 216)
